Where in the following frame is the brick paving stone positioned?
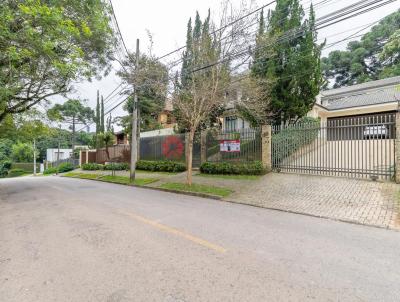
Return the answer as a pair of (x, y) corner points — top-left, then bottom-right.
(229, 173), (400, 230)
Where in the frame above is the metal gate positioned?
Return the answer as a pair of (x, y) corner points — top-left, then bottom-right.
(272, 114), (396, 180)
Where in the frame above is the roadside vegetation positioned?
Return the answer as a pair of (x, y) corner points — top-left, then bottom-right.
(195, 174), (260, 180)
(63, 172), (158, 186)
(159, 183), (232, 198)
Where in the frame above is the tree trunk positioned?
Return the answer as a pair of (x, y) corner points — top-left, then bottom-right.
(186, 128), (195, 186)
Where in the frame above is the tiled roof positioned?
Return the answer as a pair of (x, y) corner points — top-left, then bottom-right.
(320, 76), (400, 110)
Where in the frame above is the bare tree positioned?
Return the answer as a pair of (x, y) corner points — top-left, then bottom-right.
(173, 3), (256, 185)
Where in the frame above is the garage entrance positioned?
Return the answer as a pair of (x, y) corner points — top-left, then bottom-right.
(272, 113), (396, 180)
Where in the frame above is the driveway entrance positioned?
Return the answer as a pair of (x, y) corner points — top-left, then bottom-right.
(230, 173), (399, 229)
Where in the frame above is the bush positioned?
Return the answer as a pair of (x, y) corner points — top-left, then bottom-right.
(200, 161), (265, 175)
(82, 163), (104, 170)
(43, 167), (58, 175)
(11, 142), (36, 162)
(104, 162), (129, 171)
(58, 162), (75, 173)
(272, 118), (320, 164)
(136, 160), (186, 173)
(43, 162), (74, 175)
(0, 160), (12, 178)
(8, 169), (26, 177)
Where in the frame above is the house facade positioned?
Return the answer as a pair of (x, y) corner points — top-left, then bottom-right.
(308, 76), (400, 123)
(221, 75), (400, 131)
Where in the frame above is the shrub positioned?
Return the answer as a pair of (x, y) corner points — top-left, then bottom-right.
(8, 169), (26, 177)
(136, 160), (186, 173)
(43, 162), (74, 175)
(82, 163), (104, 170)
(104, 162), (129, 171)
(272, 118), (320, 164)
(57, 162), (75, 173)
(43, 167), (58, 175)
(200, 161), (265, 175)
(11, 142), (36, 162)
(0, 160), (12, 178)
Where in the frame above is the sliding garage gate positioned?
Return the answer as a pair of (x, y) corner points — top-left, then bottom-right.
(272, 112), (396, 180)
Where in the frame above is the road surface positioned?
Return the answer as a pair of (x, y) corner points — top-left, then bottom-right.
(0, 176), (399, 301)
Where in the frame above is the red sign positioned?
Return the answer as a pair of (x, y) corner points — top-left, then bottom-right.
(162, 136), (184, 159)
(220, 140), (240, 153)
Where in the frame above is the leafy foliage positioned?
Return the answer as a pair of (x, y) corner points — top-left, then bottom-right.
(43, 162), (74, 175)
(0, 160), (12, 178)
(272, 118), (319, 165)
(82, 163), (104, 171)
(118, 53), (169, 133)
(104, 162), (129, 171)
(136, 160), (186, 173)
(200, 161), (265, 175)
(0, 0), (115, 121)
(48, 99), (94, 148)
(0, 138), (13, 161)
(7, 168), (26, 177)
(251, 1), (324, 123)
(11, 142), (36, 162)
(322, 10), (400, 87)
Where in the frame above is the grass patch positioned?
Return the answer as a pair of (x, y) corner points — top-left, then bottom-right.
(195, 173), (260, 180)
(136, 170), (179, 175)
(159, 182), (232, 198)
(100, 175), (158, 186)
(63, 172), (101, 179)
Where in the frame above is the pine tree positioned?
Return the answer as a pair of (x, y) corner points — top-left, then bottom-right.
(251, 0), (324, 123)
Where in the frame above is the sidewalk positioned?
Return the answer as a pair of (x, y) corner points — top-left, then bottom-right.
(76, 169), (400, 230)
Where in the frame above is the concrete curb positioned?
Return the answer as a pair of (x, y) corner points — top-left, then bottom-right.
(61, 175), (223, 200)
(223, 198), (400, 233)
(61, 175), (399, 232)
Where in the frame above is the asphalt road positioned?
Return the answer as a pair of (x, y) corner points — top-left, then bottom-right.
(0, 176), (399, 302)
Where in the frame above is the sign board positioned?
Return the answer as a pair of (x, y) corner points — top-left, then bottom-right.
(220, 140), (240, 153)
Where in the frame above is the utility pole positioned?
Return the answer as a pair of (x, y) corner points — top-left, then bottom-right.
(130, 39), (139, 181)
(33, 139), (36, 176)
(56, 124), (61, 175)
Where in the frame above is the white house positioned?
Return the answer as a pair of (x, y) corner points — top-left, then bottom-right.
(46, 149), (73, 162)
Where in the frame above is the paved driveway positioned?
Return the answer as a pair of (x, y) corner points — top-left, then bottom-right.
(231, 173), (400, 229)
(1, 176), (400, 301)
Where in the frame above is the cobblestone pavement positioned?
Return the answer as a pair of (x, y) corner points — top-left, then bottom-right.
(74, 169), (400, 229)
(230, 173), (400, 230)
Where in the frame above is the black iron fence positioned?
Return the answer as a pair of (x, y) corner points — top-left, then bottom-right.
(206, 127), (262, 163)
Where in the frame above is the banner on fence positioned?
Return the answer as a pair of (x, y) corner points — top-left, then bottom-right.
(219, 140), (240, 153)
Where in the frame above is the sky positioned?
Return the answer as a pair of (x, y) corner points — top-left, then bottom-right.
(62, 0), (400, 131)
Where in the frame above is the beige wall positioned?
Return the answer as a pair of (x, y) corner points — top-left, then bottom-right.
(312, 102), (398, 120)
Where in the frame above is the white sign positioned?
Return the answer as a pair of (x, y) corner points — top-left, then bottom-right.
(220, 140), (240, 153)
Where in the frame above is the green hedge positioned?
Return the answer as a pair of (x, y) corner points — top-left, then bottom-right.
(104, 162), (129, 171)
(200, 161), (265, 175)
(8, 168), (26, 177)
(136, 160), (186, 173)
(44, 162), (74, 175)
(82, 163), (104, 170)
(11, 163), (40, 173)
(0, 160), (12, 178)
(272, 121), (319, 164)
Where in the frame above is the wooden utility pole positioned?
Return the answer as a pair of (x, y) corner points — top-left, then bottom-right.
(130, 39), (140, 181)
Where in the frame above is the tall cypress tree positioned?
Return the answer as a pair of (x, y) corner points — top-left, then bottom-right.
(100, 95), (105, 133)
(252, 0), (324, 123)
(95, 90), (100, 134)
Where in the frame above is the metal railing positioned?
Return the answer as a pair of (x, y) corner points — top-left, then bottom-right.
(206, 127), (262, 163)
(272, 114), (396, 180)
